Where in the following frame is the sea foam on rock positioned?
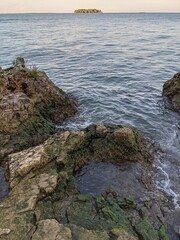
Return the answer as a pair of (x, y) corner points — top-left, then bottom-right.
(163, 72), (180, 111)
(0, 58), (77, 159)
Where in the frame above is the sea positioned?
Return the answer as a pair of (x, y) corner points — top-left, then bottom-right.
(0, 13), (180, 206)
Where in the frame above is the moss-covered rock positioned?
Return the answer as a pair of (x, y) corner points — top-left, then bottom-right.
(64, 194), (136, 236)
(163, 72), (180, 111)
(0, 124), (171, 239)
(0, 58), (77, 159)
(135, 219), (159, 240)
(69, 224), (108, 240)
(159, 225), (170, 240)
(111, 228), (138, 240)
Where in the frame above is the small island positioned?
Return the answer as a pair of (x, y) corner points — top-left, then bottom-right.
(74, 9), (102, 13)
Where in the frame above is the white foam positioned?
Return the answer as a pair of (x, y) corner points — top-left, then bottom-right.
(155, 158), (180, 209)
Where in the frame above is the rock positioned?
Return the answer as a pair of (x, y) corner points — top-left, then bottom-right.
(163, 72), (180, 111)
(0, 160), (58, 239)
(159, 225), (170, 240)
(0, 228), (11, 236)
(7, 137), (58, 188)
(165, 209), (180, 239)
(0, 58), (77, 158)
(66, 195), (134, 231)
(0, 93), (33, 133)
(0, 124), (171, 239)
(32, 219), (72, 240)
(111, 228), (138, 240)
(134, 219), (159, 240)
(69, 224), (109, 240)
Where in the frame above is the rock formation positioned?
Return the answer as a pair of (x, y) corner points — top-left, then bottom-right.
(0, 124), (172, 239)
(163, 72), (180, 111)
(0, 58), (77, 158)
(0, 59), (176, 239)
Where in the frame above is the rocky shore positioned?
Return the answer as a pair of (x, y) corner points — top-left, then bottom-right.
(0, 58), (77, 159)
(163, 72), (180, 111)
(0, 61), (179, 239)
(0, 124), (171, 240)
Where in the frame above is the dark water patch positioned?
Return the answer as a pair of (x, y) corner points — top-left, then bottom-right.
(76, 161), (148, 200)
(0, 167), (9, 201)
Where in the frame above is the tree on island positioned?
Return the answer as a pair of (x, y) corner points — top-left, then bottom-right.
(74, 9), (102, 13)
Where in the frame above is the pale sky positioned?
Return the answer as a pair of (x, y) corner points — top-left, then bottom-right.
(0, 0), (180, 14)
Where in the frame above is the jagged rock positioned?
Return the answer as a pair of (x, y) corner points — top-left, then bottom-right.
(134, 219), (159, 240)
(7, 137), (58, 188)
(0, 58), (76, 158)
(0, 124), (171, 239)
(0, 93), (33, 133)
(0, 228), (11, 236)
(163, 72), (180, 111)
(69, 224), (109, 240)
(0, 163), (58, 239)
(32, 219), (72, 240)
(111, 228), (138, 240)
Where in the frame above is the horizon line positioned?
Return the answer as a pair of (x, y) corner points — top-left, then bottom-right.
(0, 11), (180, 14)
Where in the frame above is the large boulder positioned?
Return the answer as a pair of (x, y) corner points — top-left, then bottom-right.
(163, 72), (180, 111)
(0, 58), (77, 158)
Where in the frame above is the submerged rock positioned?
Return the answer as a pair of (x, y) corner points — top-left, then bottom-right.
(163, 72), (180, 111)
(0, 124), (172, 239)
(0, 58), (77, 159)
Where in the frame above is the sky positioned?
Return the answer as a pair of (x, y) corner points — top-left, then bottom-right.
(0, 0), (180, 14)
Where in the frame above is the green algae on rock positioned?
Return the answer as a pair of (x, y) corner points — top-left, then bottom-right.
(0, 58), (77, 159)
(163, 72), (180, 111)
(0, 123), (172, 239)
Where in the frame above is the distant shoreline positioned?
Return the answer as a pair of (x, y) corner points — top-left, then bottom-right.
(74, 9), (102, 13)
(0, 12), (179, 15)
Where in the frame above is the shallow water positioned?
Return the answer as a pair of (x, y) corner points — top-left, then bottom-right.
(0, 13), (180, 206)
(76, 161), (148, 200)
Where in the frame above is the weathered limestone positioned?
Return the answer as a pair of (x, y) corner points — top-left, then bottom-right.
(32, 219), (72, 240)
(0, 58), (77, 158)
(7, 137), (58, 188)
(163, 72), (180, 111)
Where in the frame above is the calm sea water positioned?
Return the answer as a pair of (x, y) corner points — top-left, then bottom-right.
(0, 13), (180, 205)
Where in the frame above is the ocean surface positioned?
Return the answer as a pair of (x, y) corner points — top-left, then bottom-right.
(0, 13), (180, 206)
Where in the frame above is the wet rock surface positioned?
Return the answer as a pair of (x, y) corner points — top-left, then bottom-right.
(0, 167), (8, 201)
(0, 58), (77, 159)
(163, 72), (180, 111)
(0, 124), (174, 239)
